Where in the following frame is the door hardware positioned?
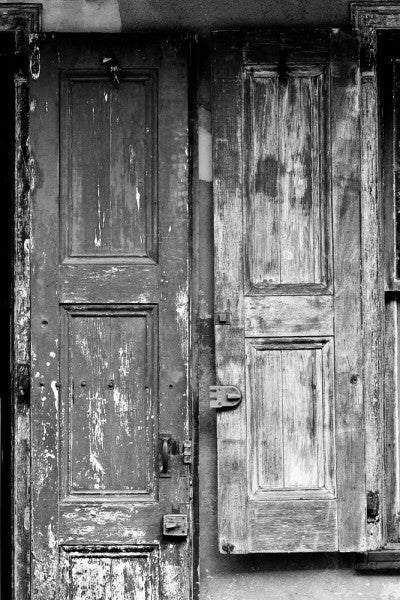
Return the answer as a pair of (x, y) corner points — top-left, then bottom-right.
(216, 311), (231, 325)
(101, 55), (121, 88)
(163, 514), (188, 537)
(159, 434), (171, 478)
(209, 385), (242, 409)
(182, 440), (192, 465)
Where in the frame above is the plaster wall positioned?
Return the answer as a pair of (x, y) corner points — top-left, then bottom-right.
(8, 0), (400, 597)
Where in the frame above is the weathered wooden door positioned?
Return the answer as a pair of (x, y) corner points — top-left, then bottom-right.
(213, 29), (367, 553)
(29, 34), (191, 598)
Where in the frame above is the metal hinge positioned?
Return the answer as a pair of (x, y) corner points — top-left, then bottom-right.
(367, 490), (380, 523)
(209, 386), (242, 409)
(163, 514), (188, 537)
(183, 440), (192, 464)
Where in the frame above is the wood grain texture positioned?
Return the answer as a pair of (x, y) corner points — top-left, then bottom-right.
(244, 296), (333, 336)
(13, 31), (34, 600)
(213, 28), (367, 554)
(244, 69), (331, 294)
(247, 338), (335, 498)
(360, 43), (384, 549)
(249, 500), (337, 552)
(30, 34), (191, 598)
(60, 546), (159, 600)
(331, 29), (366, 551)
(61, 307), (156, 497)
(212, 30), (248, 554)
(61, 70), (157, 262)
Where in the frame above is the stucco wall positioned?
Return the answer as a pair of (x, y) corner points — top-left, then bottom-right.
(9, 0), (400, 596)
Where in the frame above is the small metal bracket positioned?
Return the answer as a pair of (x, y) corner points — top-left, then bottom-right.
(209, 386), (242, 409)
(367, 490), (380, 523)
(216, 311), (231, 325)
(17, 362), (30, 406)
(163, 514), (188, 537)
(182, 440), (192, 465)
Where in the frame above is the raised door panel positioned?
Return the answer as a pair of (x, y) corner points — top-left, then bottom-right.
(244, 67), (331, 295)
(60, 546), (159, 600)
(61, 70), (157, 263)
(247, 338), (335, 499)
(61, 305), (157, 499)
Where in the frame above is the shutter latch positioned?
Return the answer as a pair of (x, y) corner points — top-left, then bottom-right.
(209, 386), (242, 409)
(163, 514), (188, 537)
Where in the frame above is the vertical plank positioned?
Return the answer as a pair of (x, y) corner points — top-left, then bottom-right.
(282, 349), (319, 489)
(30, 40), (60, 597)
(110, 314), (149, 492)
(14, 60), (31, 600)
(213, 31), (248, 553)
(360, 34), (384, 548)
(280, 78), (315, 284)
(331, 29), (366, 551)
(247, 345), (283, 492)
(246, 74), (280, 287)
(71, 316), (110, 491)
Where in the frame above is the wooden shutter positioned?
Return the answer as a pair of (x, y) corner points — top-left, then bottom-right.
(212, 29), (367, 553)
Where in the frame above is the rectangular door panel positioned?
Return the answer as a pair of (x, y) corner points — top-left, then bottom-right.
(61, 69), (157, 263)
(61, 305), (157, 499)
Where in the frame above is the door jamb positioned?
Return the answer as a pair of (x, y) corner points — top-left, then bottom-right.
(0, 4), (41, 599)
(351, 1), (400, 570)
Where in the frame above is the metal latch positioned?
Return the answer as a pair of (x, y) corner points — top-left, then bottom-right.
(182, 440), (192, 464)
(163, 514), (188, 537)
(209, 386), (242, 409)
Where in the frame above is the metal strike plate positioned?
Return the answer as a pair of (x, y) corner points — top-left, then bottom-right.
(163, 514), (188, 537)
(209, 385), (242, 409)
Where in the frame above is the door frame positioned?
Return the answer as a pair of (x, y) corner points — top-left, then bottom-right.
(2, 7), (199, 599)
(0, 5), (41, 599)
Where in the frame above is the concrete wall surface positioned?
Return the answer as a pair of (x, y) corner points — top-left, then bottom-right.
(8, 0), (400, 597)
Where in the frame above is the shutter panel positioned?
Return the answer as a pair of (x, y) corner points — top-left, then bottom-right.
(212, 29), (368, 553)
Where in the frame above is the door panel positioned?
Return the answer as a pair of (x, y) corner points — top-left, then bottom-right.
(30, 34), (191, 598)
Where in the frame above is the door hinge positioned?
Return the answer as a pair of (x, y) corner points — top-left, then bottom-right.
(367, 490), (380, 523)
(209, 385), (242, 409)
(17, 363), (30, 406)
(163, 514), (188, 538)
(182, 440), (192, 465)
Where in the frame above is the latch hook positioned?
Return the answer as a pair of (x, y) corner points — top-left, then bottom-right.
(209, 385), (242, 409)
(101, 55), (121, 88)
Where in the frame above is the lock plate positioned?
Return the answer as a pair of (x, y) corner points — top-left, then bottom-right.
(209, 385), (242, 409)
(163, 514), (188, 537)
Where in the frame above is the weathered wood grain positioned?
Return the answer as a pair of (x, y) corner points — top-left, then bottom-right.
(360, 34), (384, 549)
(212, 31), (248, 554)
(244, 296), (333, 336)
(331, 29), (366, 551)
(60, 71), (157, 262)
(244, 68), (331, 293)
(213, 29), (367, 554)
(249, 500), (338, 552)
(30, 34), (191, 598)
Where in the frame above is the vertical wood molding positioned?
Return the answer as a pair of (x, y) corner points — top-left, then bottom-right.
(351, 1), (400, 551)
(0, 5), (42, 599)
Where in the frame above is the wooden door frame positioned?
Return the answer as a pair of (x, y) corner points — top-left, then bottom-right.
(351, 1), (400, 570)
(0, 7), (198, 598)
(0, 5), (41, 599)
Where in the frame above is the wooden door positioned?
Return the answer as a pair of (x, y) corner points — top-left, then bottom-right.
(29, 34), (191, 598)
(212, 29), (367, 553)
